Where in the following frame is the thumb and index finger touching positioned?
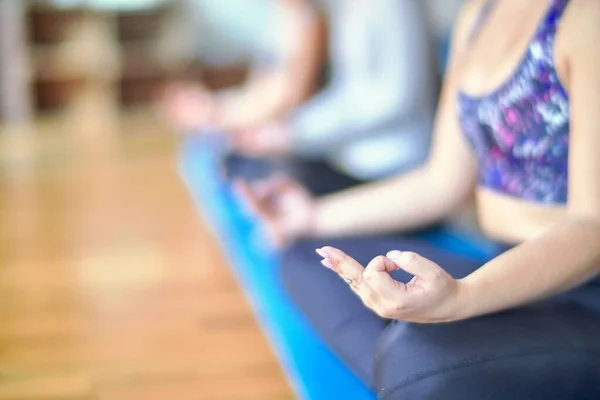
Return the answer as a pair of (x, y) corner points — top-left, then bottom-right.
(317, 246), (442, 295)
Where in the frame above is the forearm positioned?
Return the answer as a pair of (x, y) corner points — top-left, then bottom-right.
(312, 166), (469, 237)
(215, 56), (322, 130)
(456, 218), (600, 320)
(213, 71), (290, 130)
(215, 6), (322, 131)
(214, 63), (320, 131)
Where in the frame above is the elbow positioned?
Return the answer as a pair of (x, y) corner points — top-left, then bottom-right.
(422, 163), (476, 218)
(281, 65), (319, 111)
(435, 185), (474, 221)
(443, 177), (476, 215)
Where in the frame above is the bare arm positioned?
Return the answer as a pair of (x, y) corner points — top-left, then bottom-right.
(310, 2), (483, 238)
(455, 1), (600, 320)
(214, 0), (324, 130)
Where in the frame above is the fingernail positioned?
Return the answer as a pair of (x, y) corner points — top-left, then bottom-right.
(398, 252), (416, 265)
(386, 250), (402, 258)
(321, 259), (335, 270)
(315, 248), (329, 258)
(387, 251), (415, 265)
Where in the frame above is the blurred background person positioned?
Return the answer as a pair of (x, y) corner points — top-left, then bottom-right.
(159, 0), (325, 134)
(229, 0), (439, 195)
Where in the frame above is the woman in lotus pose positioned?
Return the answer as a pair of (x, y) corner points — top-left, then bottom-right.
(238, 0), (600, 398)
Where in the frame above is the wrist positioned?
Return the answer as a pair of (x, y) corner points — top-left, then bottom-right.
(433, 277), (478, 323)
(449, 277), (479, 322)
(306, 200), (327, 237)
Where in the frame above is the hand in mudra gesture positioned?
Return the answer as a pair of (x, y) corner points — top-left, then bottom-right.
(234, 175), (315, 247)
(317, 246), (465, 323)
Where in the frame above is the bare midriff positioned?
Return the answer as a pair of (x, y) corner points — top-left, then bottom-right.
(476, 188), (567, 244)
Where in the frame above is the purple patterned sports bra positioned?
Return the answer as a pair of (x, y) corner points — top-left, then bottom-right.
(458, 0), (570, 204)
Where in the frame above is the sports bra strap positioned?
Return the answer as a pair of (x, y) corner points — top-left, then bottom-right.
(540, 0), (570, 33)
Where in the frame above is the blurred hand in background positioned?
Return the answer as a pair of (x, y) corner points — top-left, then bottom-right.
(159, 82), (217, 132)
(232, 121), (293, 157)
(235, 175), (315, 246)
(158, 0), (324, 135)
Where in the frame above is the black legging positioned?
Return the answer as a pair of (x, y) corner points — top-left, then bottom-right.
(280, 235), (600, 399)
(223, 153), (363, 196)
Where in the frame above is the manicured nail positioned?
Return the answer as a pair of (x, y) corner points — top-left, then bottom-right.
(321, 259), (335, 270)
(398, 252), (416, 265)
(386, 250), (402, 258)
(315, 248), (330, 258)
(387, 251), (415, 265)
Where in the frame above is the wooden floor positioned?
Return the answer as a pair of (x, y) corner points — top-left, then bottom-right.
(0, 89), (294, 400)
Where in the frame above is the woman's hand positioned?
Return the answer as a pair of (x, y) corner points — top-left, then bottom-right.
(316, 246), (467, 323)
(158, 82), (217, 132)
(232, 121), (292, 156)
(234, 175), (315, 246)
